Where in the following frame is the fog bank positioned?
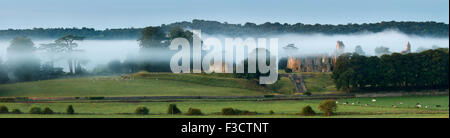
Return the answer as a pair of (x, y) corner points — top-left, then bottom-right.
(0, 30), (448, 72)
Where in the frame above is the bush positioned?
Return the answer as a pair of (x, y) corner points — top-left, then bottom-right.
(66, 105), (75, 114)
(269, 110), (275, 115)
(221, 108), (257, 115)
(221, 108), (235, 115)
(0, 105), (8, 113)
(88, 97), (105, 100)
(318, 100), (337, 116)
(168, 104), (182, 115)
(11, 109), (22, 114)
(285, 68), (292, 73)
(303, 92), (312, 96)
(29, 107), (42, 114)
(301, 105), (316, 116)
(264, 95), (275, 98)
(42, 107), (54, 114)
(187, 108), (203, 115)
(135, 106), (149, 115)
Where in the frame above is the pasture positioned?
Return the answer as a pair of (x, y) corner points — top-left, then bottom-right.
(0, 96), (448, 118)
(0, 73), (275, 97)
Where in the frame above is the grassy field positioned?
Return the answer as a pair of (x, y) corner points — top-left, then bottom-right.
(0, 72), (448, 118)
(0, 72), (276, 97)
(267, 77), (296, 95)
(0, 96), (447, 118)
(301, 72), (339, 93)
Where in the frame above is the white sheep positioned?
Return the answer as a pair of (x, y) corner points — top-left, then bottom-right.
(371, 99), (376, 102)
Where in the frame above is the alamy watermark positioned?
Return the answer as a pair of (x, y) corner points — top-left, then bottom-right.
(169, 30), (278, 84)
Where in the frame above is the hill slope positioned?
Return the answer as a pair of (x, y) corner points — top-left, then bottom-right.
(0, 73), (273, 97)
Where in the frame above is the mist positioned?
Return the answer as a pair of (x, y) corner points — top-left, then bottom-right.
(202, 30), (449, 57)
(0, 30), (448, 72)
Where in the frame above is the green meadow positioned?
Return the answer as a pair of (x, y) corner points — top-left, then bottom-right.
(0, 96), (448, 118)
(0, 72), (448, 118)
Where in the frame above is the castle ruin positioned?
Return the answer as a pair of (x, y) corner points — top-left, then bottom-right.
(286, 41), (345, 72)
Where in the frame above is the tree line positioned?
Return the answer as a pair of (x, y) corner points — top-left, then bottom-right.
(332, 49), (449, 92)
(1, 20), (448, 40)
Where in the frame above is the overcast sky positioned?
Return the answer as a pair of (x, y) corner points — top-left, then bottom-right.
(0, 0), (448, 29)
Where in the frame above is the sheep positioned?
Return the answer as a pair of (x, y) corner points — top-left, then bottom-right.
(371, 99), (376, 102)
(392, 105), (397, 108)
(399, 102), (403, 105)
(343, 102), (348, 105)
(335, 101), (339, 104)
(365, 104), (370, 107)
(416, 104), (422, 108)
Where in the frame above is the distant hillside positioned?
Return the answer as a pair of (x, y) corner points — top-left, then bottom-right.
(0, 73), (273, 97)
(0, 20), (448, 40)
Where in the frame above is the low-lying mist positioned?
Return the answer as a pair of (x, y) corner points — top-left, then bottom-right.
(0, 30), (448, 72)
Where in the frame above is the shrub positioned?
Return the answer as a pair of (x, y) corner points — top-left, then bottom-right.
(264, 95), (275, 98)
(135, 106), (149, 115)
(318, 100), (337, 116)
(186, 108), (203, 115)
(167, 104), (181, 115)
(221, 108), (235, 115)
(29, 107), (42, 114)
(66, 105), (75, 114)
(88, 97), (105, 100)
(301, 105), (316, 116)
(269, 110), (275, 115)
(0, 105), (8, 113)
(221, 108), (257, 115)
(42, 107), (54, 114)
(11, 109), (22, 114)
(303, 92), (312, 96)
(285, 68), (292, 73)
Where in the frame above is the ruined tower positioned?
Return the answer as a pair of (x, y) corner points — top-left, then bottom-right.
(284, 44), (301, 72)
(401, 41), (411, 54)
(333, 41), (345, 64)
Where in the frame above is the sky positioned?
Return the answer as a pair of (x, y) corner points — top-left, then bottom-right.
(0, 0), (448, 30)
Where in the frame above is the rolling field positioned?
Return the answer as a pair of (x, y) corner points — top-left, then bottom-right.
(0, 72), (275, 97)
(0, 96), (448, 118)
(301, 72), (339, 94)
(0, 72), (448, 118)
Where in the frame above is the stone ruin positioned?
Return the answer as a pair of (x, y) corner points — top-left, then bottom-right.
(286, 41), (345, 72)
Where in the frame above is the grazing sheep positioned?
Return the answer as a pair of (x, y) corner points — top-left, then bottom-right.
(416, 104), (422, 108)
(365, 104), (370, 107)
(371, 99), (376, 102)
(351, 103), (355, 105)
(424, 105), (429, 109)
(399, 102), (403, 105)
(335, 101), (339, 104)
(392, 105), (397, 108)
